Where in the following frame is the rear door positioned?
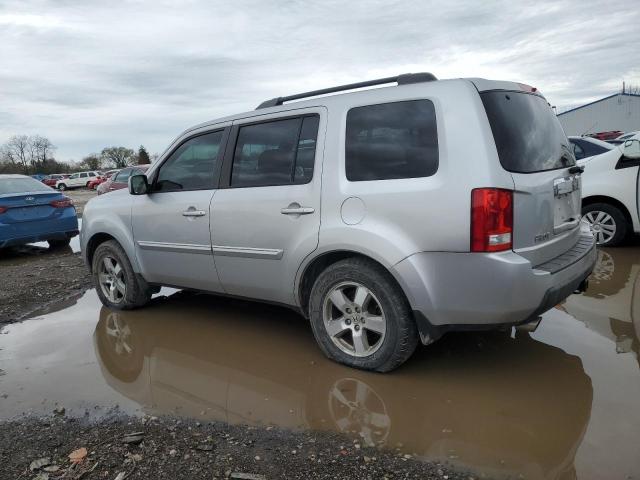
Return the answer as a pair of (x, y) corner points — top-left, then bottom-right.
(211, 109), (325, 305)
(480, 89), (582, 266)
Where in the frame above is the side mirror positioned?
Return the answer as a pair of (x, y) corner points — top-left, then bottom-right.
(129, 174), (149, 195)
(622, 139), (640, 160)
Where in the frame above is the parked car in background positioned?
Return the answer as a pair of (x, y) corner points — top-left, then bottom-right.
(82, 74), (596, 372)
(608, 131), (640, 145)
(30, 174), (47, 182)
(0, 174), (79, 248)
(580, 139), (640, 246)
(587, 131), (624, 141)
(42, 174), (70, 187)
(88, 170), (119, 190)
(96, 165), (149, 195)
(568, 136), (614, 160)
(55, 171), (101, 190)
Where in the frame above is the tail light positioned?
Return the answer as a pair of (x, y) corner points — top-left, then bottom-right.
(471, 188), (513, 252)
(0, 206), (7, 214)
(50, 197), (74, 209)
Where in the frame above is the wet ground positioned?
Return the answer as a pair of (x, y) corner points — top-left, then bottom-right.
(1, 245), (640, 479)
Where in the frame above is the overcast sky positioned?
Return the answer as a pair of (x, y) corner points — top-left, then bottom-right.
(1, 0), (639, 161)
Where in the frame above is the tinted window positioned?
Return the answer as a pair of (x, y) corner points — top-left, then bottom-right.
(155, 130), (224, 192)
(572, 140), (585, 160)
(345, 100), (438, 181)
(80, 173), (88, 178)
(581, 140), (609, 157)
(231, 116), (319, 187)
(114, 169), (133, 183)
(481, 91), (574, 173)
(0, 177), (52, 194)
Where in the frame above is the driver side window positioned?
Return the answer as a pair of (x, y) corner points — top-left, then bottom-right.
(155, 130), (224, 192)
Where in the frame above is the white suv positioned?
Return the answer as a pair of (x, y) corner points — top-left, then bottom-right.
(56, 171), (101, 190)
(81, 74), (596, 371)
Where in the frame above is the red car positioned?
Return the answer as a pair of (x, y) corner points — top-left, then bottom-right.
(42, 174), (69, 187)
(97, 165), (149, 195)
(88, 170), (119, 190)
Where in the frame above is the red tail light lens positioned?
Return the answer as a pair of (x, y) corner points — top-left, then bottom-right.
(471, 188), (513, 252)
(50, 197), (74, 209)
(0, 206), (7, 214)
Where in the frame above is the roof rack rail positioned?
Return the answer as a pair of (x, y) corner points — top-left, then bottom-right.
(255, 72), (437, 109)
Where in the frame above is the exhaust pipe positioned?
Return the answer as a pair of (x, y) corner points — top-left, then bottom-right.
(516, 316), (542, 333)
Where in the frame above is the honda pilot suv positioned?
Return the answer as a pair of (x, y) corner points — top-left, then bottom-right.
(81, 73), (596, 372)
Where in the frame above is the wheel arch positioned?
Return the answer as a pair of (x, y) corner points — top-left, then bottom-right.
(582, 195), (633, 228)
(296, 249), (409, 318)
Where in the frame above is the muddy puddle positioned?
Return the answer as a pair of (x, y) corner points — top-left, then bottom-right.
(1, 246), (640, 479)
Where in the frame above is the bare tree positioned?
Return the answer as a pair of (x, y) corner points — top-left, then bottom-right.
(80, 153), (102, 171)
(30, 135), (56, 169)
(2, 135), (31, 173)
(101, 146), (135, 168)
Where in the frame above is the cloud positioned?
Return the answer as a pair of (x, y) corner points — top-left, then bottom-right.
(0, 0), (638, 160)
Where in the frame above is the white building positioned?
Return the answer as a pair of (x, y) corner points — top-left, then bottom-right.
(557, 93), (640, 136)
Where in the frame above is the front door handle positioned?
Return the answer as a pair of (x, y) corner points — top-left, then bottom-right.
(281, 203), (315, 215)
(182, 208), (206, 217)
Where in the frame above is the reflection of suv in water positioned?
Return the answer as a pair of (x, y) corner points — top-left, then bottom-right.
(82, 73), (596, 371)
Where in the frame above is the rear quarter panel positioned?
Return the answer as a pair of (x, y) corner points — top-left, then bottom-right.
(315, 79), (514, 266)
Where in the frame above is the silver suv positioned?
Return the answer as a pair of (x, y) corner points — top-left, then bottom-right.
(81, 73), (596, 371)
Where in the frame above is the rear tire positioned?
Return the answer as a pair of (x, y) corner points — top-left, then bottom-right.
(582, 203), (628, 247)
(308, 257), (418, 372)
(48, 238), (71, 249)
(58, 183), (67, 191)
(92, 240), (151, 310)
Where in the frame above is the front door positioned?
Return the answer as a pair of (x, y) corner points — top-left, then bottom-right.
(211, 110), (325, 305)
(132, 128), (228, 292)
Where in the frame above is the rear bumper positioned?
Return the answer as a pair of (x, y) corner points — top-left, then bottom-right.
(0, 212), (79, 248)
(391, 233), (596, 343)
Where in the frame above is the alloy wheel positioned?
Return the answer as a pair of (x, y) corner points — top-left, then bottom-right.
(582, 211), (616, 245)
(98, 256), (127, 304)
(323, 281), (386, 357)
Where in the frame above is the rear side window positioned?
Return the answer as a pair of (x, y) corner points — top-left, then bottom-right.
(481, 91), (574, 173)
(231, 115), (319, 188)
(345, 100), (438, 181)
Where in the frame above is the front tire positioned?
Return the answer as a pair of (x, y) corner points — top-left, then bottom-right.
(58, 183), (67, 191)
(92, 240), (151, 310)
(48, 238), (71, 249)
(582, 203), (628, 247)
(309, 258), (418, 372)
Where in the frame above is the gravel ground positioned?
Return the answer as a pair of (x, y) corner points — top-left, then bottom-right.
(0, 249), (92, 325)
(0, 415), (471, 480)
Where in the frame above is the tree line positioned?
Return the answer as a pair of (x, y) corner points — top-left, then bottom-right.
(0, 134), (154, 175)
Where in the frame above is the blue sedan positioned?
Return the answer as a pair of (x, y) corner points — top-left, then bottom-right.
(0, 174), (79, 249)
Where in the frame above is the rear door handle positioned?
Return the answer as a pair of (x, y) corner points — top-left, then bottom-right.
(182, 208), (206, 217)
(281, 205), (315, 215)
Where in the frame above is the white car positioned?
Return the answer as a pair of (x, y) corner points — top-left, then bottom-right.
(55, 171), (101, 190)
(580, 139), (640, 246)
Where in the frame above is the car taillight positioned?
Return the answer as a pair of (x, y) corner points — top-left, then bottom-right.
(50, 197), (74, 208)
(0, 206), (7, 214)
(471, 188), (513, 252)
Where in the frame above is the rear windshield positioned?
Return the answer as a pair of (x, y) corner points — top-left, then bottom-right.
(0, 177), (52, 194)
(481, 91), (574, 173)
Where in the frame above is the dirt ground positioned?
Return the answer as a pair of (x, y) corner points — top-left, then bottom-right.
(0, 415), (469, 480)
